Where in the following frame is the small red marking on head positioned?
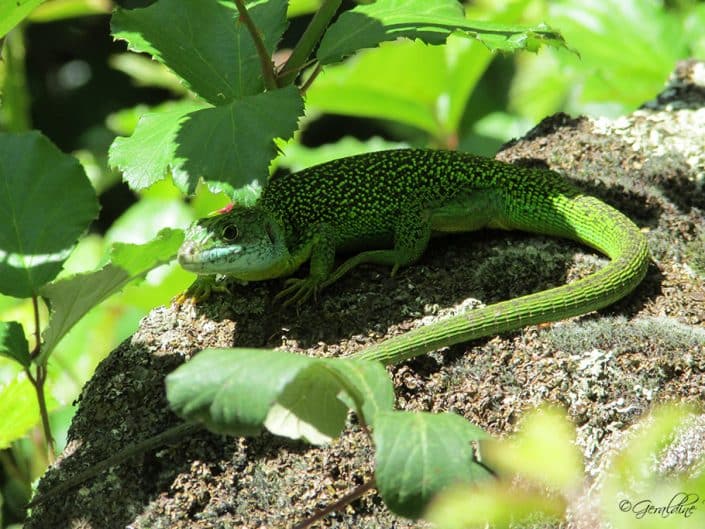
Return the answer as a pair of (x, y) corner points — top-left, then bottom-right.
(217, 203), (235, 215)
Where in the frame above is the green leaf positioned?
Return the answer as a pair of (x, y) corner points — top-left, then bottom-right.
(38, 228), (183, 364)
(166, 348), (394, 444)
(108, 54), (187, 95)
(480, 406), (583, 493)
(0, 0), (43, 38)
(0, 322), (30, 368)
(548, 0), (686, 108)
(278, 137), (408, 173)
(27, 0), (110, 22)
(426, 482), (565, 529)
(0, 374), (57, 449)
(317, 0), (568, 64)
(373, 410), (492, 518)
(111, 0), (288, 104)
(104, 197), (192, 247)
(110, 86), (303, 193)
(108, 100), (205, 191)
(307, 36), (492, 139)
(0, 131), (99, 298)
(318, 0), (463, 63)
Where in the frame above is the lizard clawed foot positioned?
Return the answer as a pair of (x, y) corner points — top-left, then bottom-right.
(273, 277), (321, 307)
(174, 276), (231, 306)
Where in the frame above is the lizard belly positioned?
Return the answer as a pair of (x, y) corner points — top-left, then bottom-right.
(429, 190), (508, 233)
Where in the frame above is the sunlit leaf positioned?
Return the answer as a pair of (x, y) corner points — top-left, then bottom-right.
(38, 229), (183, 363)
(481, 406), (583, 493)
(110, 87), (303, 194)
(308, 36), (491, 139)
(166, 348), (394, 443)
(0, 0), (43, 38)
(318, 0), (568, 64)
(426, 482), (565, 529)
(111, 0), (288, 104)
(0, 131), (99, 298)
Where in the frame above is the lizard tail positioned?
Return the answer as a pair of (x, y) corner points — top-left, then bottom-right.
(352, 193), (649, 365)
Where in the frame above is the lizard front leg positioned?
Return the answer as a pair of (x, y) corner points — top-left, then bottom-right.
(274, 226), (337, 306)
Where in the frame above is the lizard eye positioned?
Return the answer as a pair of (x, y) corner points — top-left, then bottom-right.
(221, 225), (238, 242)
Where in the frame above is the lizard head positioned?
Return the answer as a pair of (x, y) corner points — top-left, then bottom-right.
(178, 206), (291, 280)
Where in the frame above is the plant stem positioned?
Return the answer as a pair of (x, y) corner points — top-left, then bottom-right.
(26, 365), (56, 464)
(292, 478), (376, 529)
(27, 423), (201, 507)
(233, 0), (277, 90)
(278, 0), (342, 86)
(300, 63), (322, 95)
(31, 295), (41, 357)
(26, 295), (56, 463)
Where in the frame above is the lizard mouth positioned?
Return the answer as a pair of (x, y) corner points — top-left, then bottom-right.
(177, 243), (288, 280)
(177, 243), (243, 273)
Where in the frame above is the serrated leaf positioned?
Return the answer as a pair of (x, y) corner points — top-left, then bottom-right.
(0, 131), (99, 298)
(110, 86), (303, 193)
(166, 348), (393, 444)
(318, 0), (463, 63)
(38, 228), (183, 364)
(374, 411), (492, 519)
(108, 100), (206, 191)
(0, 322), (30, 368)
(0, 0), (43, 38)
(317, 0), (568, 64)
(111, 0), (288, 104)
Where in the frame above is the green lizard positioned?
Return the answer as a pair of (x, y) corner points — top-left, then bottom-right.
(30, 149), (650, 508)
(178, 149), (649, 364)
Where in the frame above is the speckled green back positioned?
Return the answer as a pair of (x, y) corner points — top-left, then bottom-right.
(260, 149), (576, 245)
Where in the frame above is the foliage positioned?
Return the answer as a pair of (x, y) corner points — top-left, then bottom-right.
(427, 405), (705, 529)
(511, 0), (705, 119)
(0, 127), (183, 458)
(169, 351), (705, 526)
(0, 0), (702, 526)
(306, 36), (493, 146)
(167, 347), (493, 518)
(0, 0), (44, 38)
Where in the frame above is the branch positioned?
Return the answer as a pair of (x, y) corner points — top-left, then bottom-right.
(27, 423), (201, 508)
(233, 0), (277, 90)
(292, 478), (376, 529)
(278, 0), (342, 86)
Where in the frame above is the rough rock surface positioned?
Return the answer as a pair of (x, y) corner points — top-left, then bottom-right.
(26, 61), (705, 529)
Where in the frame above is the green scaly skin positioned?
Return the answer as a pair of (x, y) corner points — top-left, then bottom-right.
(178, 149), (649, 365)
